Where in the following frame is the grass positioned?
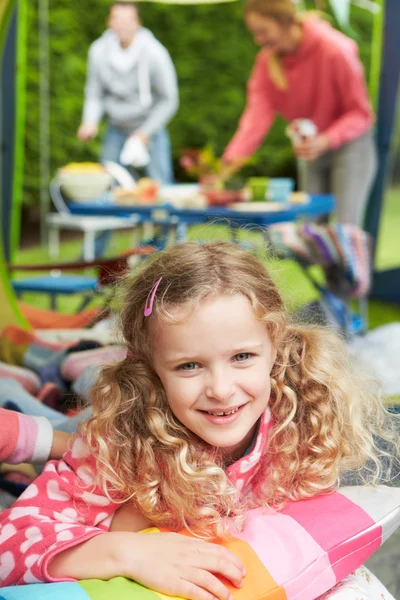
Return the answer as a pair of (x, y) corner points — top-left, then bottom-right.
(13, 187), (400, 327)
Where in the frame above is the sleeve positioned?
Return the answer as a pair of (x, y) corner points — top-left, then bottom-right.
(81, 45), (105, 125)
(139, 46), (179, 137)
(223, 51), (276, 162)
(0, 409), (53, 465)
(0, 436), (119, 586)
(323, 48), (374, 149)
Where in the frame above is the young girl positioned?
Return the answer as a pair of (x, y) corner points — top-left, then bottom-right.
(0, 242), (397, 599)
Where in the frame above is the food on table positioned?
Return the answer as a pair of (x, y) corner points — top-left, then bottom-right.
(229, 201), (285, 212)
(169, 194), (208, 210)
(205, 188), (250, 206)
(113, 178), (160, 205)
(59, 162), (106, 173)
(58, 163), (112, 201)
(289, 192), (310, 204)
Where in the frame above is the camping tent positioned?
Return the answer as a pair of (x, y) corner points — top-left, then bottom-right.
(0, 0), (28, 329)
(364, 0), (400, 301)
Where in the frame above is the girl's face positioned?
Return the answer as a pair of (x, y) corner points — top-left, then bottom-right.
(152, 294), (276, 461)
(245, 12), (292, 54)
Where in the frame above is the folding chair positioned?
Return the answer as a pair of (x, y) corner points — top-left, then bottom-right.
(46, 179), (144, 261)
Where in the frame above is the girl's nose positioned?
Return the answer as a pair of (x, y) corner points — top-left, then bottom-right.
(205, 370), (235, 402)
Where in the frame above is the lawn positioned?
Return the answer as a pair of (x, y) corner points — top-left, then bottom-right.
(13, 187), (400, 329)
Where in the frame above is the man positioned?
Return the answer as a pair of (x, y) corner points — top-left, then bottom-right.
(77, 1), (179, 185)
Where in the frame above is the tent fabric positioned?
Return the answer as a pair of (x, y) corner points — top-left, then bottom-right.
(0, 0), (29, 332)
(364, 0), (400, 300)
(1, 5), (16, 261)
(18, 302), (100, 330)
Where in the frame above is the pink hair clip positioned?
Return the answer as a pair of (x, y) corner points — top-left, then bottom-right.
(144, 277), (163, 317)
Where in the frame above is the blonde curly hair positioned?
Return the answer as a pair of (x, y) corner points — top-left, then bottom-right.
(83, 241), (399, 536)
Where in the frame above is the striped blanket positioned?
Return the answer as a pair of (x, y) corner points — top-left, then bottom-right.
(268, 223), (371, 298)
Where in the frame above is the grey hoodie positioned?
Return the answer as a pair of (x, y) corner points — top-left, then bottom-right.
(82, 28), (179, 136)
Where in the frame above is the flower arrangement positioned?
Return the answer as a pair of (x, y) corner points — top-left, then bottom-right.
(180, 146), (224, 180)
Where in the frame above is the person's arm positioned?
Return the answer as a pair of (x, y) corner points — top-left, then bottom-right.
(78, 45), (104, 140)
(0, 408), (54, 464)
(49, 430), (70, 460)
(0, 436), (119, 586)
(223, 51), (276, 163)
(135, 46), (179, 140)
(322, 49), (374, 149)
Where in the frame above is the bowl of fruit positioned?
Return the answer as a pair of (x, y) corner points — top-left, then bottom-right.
(58, 162), (113, 202)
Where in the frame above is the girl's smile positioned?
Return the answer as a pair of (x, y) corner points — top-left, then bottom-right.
(200, 402), (248, 425)
(152, 293), (277, 460)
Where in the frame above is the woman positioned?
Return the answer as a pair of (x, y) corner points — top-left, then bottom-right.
(223, 0), (377, 226)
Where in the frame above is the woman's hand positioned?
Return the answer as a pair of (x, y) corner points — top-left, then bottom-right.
(219, 157), (248, 181)
(120, 531), (246, 600)
(294, 134), (330, 161)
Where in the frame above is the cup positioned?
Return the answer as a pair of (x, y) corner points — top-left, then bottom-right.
(268, 178), (295, 202)
(247, 177), (269, 201)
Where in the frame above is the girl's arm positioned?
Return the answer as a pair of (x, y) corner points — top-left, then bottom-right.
(0, 436), (120, 586)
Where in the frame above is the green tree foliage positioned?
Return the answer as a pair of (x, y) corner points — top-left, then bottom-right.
(23, 0), (374, 205)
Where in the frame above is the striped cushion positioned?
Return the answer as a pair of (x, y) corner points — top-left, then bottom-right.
(0, 362), (40, 395)
(1, 486), (399, 600)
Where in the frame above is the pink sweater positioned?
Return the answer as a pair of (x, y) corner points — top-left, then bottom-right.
(0, 409), (272, 586)
(0, 408), (53, 465)
(223, 19), (374, 161)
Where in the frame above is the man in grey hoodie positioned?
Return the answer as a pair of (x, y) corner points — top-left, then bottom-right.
(77, 1), (179, 185)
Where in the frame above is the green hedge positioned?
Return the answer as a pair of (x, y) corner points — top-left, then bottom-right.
(22, 0), (374, 205)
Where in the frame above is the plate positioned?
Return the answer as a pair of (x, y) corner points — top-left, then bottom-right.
(228, 202), (287, 212)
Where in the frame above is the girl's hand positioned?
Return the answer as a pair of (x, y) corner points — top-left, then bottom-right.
(120, 531), (246, 600)
(293, 134), (330, 161)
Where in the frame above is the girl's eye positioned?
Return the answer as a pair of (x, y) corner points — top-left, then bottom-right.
(234, 353), (252, 362)
(179, 362), (199, 371)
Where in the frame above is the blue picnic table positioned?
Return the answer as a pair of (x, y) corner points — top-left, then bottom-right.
(69, 193), (335, 248)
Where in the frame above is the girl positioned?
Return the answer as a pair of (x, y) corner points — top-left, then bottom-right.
(0, 242), (397, 599)
(223, 0), (377, 226)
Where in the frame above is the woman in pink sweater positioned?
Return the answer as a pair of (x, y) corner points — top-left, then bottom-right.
(223, 0), (376, 226)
